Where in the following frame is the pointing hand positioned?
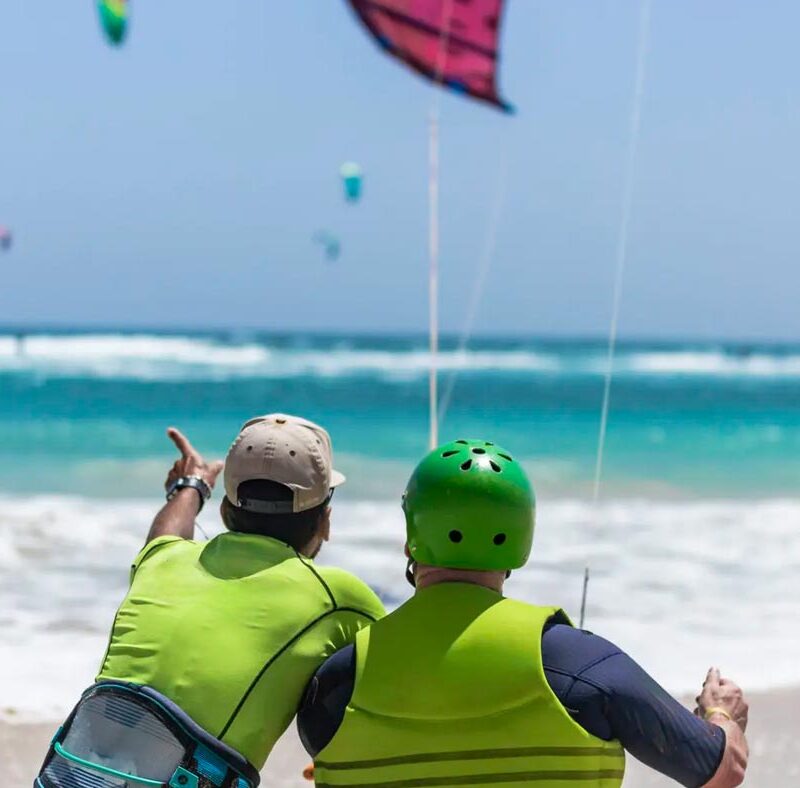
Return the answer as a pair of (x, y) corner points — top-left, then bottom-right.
(164, 427), (224, 492)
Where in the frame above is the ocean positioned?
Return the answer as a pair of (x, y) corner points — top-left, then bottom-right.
(1, 328), (799, 719)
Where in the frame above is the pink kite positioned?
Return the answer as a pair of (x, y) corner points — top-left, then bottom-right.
(346, 0), (513, 111)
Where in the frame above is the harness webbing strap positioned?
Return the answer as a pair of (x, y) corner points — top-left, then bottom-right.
(53, 741), (163, 786)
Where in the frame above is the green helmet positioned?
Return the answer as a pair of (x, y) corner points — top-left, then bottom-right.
(403, 439), (535, 571)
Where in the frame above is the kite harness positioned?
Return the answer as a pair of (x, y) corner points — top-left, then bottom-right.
(36, 682), (259, 788)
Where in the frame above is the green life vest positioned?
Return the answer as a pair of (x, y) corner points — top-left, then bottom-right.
(315, 582), (625, 788)
(97, 533), (385, 770)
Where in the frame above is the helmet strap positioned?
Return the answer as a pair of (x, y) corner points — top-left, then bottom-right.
(405, 558), (417, 588)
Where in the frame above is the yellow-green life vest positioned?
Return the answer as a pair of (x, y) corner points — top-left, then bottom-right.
(97, 533), (385, 770)
(314, 582), (625, 788)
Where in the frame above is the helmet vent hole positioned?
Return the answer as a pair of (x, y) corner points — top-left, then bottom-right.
(471, 447), (486, 455)
(441, 450), (459, 458)
(498, 453), (513, 462)
(485, 442), (494, 446)
(460, 460), (473, 471)
(455, 439), (468, 445)
(449, 530), (463, 543)
(493, 533), (506, 546)
(489, 460), (501, 472)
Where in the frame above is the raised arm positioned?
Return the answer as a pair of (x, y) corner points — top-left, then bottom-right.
(145, 427), (223, 545)
(694, 668), (748, 788)
(541, 625), (746, 787)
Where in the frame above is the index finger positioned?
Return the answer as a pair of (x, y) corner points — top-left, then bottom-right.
(704, 667), (721, 688)
(167, 427), (197, 458)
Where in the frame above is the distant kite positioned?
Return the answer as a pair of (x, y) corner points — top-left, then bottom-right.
(340, 162), (363, 203)
(313, 230), (342, 262)
(98, 0), (128, 46)
(0, 226), (11, 251)
(346, 0), (512, 111)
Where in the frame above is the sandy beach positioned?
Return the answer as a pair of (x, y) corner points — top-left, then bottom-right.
(5, 686), (796, 787)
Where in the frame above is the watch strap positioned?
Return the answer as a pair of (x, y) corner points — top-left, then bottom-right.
(166, 476), (212, 511)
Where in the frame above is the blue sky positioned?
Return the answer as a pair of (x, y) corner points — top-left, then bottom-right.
(1, 1), (798, 340)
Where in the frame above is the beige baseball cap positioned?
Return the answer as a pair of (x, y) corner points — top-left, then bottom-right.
(224, 413), (345, 513)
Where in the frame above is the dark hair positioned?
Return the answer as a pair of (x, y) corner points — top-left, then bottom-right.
(220, 479), (328, 551)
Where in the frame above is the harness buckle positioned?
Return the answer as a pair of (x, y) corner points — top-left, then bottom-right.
(169, 766), (200, 788)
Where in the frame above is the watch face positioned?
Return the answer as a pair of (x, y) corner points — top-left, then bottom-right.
(184, 477), (211, 499)
(165, 477), (211, 507)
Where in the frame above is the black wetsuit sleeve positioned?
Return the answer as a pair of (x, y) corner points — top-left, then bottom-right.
(542, 623), (725, 787)
(297, 644), (356, 758)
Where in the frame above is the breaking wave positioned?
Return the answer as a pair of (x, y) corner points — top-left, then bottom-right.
(1, 332), (799, 382)
(1, 494), (798, 718)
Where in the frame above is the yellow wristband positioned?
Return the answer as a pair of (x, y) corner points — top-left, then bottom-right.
(704, 706), (732, 722)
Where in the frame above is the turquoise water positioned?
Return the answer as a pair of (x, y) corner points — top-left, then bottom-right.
(1, 329), (798, 498)
(2, 329), (799, 713)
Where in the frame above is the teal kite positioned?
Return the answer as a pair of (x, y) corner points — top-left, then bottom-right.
(98, 0), (128, 46)
(313, 230), (341, 262)
(340, 162), (363, 203)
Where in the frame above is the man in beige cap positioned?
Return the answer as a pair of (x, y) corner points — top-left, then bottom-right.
(34, 415), (385, 788)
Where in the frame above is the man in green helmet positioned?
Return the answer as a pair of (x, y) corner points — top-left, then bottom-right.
(35, 414), (385, 788)
(298, 439), (750, 788)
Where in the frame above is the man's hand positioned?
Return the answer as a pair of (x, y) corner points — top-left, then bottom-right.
(144, 428), (224, 546)
(695, 667), (749, 732)
(164, 427), (224, 492)
(695, 668), (749, 787)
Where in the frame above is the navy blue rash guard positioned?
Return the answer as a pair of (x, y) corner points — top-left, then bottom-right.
(297, 621), (726, 788)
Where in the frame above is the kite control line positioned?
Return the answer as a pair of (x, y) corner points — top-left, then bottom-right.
(194, 520), (209, 541)
(428, 104), (441, 450)
(347, 0), (511, 449)
(579, 567), (590, 629)
(438, 154), (509, 427)
(426, 0), (455, 450)
(583, 0), (652, 626)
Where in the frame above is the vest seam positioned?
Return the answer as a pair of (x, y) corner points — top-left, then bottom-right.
(217, 606), (378, 740)
(347, 692), (551, 722)
(314, 768), (626, 787)
(295, 550), (338, 609)
(317, 745), (625, 769)
(217, 609), (337, 739)
(337, 607), (380, 622)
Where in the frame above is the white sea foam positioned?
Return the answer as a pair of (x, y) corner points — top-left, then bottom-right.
(0, 494), (798, 719)
(1, 333), (799, 381)
(618, 350), (800, 377)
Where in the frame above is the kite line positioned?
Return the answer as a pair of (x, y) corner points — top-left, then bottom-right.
(427, 0), (455, 450)
(428, 103), (441, 450)
(438, 152), (509, 427)
(581, 0), (652, 627)
(344, 0), (510, 449)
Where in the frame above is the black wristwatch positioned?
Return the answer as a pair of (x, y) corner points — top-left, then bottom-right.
(166, 475), (212, 512)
